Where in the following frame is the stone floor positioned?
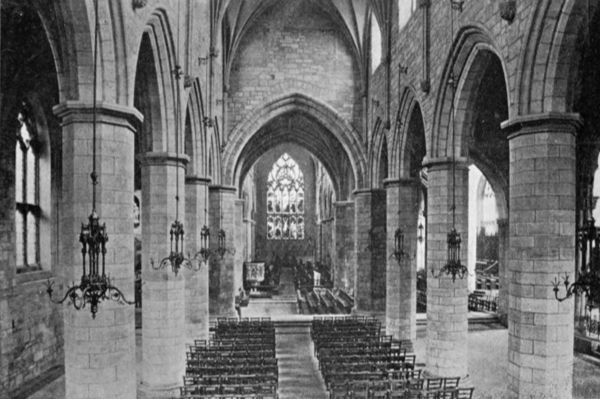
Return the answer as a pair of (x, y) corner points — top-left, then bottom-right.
(276, 326), (328, 399)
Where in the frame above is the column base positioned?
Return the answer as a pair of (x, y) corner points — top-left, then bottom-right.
(138, 382), (181, 399)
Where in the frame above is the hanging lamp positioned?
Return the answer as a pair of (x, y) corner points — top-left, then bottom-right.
(432, 0), (467, 282)
(46, 0), (134, 318)
(151, 1), (200, 275)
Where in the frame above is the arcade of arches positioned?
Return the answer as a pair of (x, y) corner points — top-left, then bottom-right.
(2, 1), (600, 398)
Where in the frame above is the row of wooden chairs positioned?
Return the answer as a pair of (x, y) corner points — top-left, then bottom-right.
(180, 382), (277, 397)
(328, 378), (472, 399)
(180, 318), (278, 399)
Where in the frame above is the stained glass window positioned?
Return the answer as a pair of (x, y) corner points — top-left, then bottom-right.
(267, 153), (304, 240)
(15, 103), (40, 271)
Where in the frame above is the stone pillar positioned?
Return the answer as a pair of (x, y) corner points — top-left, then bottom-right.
(424, 158), (469, 378)
(333, 201), (355, 294)
(209, 185), (237, 317)
(502, 113), (579, 399)
(139, 152), (188, 398)
(354, 189), (387, 313)
(234, 199), (245, 291)
(184, 176), (210, 342)
(385, 178), (419, 350)
(497, 218), (508, 326)
(54, 102), (142, 399)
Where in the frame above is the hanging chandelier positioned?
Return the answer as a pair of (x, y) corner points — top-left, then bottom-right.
(432, 0), (467, 282)
(46, 0), (134, 318)
(197, 223), (211, 262)
(391, 227), (409, 265)
(151, 2), (200, 276)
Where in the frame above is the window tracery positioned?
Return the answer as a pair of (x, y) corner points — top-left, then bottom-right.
(267, 153), (304, 240)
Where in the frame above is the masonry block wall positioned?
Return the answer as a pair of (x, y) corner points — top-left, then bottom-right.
(226, 0), (362, 134)
(504, 115), (578, 399)
(0, 3), (64, 395)
(140, 152), (187, 398)
(425, 162), (469, 378)
(353, 190), (387, 313)
(209, 187), (237, 317)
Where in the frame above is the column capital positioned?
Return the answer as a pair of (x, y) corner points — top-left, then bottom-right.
(185, 175), (211, 185)
(383, 177), (420, 188)
(137, 151), (189, 167)
(53, 101), (143, 132)
(422, 156), (469, 171)
(501, 112), (582, 139)
(209, 184), (237, 194)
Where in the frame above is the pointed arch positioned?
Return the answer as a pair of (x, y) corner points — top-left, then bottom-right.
(515, 0), (594, 114)
(431, 25), (510, 159)
(184, 78), (209, 177)
(222, 93), (368, 193)
(133, 8), (179, 153)
(390, 87), (426, 180)
(369, 118), (388, 187)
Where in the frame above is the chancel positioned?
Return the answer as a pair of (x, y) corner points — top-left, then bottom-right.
(2, 1), (600, 399)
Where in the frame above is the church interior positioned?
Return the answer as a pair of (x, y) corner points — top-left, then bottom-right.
(2, 0), (600, 398)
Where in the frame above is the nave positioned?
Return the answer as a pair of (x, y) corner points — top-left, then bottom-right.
(4, 1), (600, 398)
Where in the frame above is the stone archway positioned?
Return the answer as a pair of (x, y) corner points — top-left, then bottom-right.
(222, 93), (368, 194)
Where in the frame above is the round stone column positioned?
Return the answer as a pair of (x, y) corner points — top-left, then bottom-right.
(423, 158), (469, 378)
(53, 102), (142, 399)
(333, 201), (355, 294)
(353, 189), (387, 313)
(502, 113), (580, 399)
(384, 178), (420, 351)
(208, 185), (238, 317)
(497, 218), (509, 326)
(184, 176), (210, 342)
(138, 152), (188, 399)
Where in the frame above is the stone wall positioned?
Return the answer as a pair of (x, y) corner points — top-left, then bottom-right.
(226, 0), (363, 134)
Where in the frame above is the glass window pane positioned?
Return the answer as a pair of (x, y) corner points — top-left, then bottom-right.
(26, 148), (37, 205)
(26, 212), (38, 266)
(15, 210), (24, 267)
(398, 0), (413, 30)
(15, 143), (23, 203)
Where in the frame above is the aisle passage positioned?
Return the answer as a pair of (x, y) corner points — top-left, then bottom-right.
(276, 327), (328, 399)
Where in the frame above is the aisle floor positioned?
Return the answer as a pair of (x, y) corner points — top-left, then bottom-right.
(276, 327), (328, 399)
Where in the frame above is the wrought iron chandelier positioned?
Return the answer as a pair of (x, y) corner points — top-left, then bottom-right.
(391, 227), (409, 265)
(151, 2), (200, 275)
(47, 0), (133, 318)
(432, 0), (467, 282)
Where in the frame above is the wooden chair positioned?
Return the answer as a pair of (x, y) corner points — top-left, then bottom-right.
(425, 378), (443, 391)
(456, 388), (474, 399)
(442, 377), (460, 389)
